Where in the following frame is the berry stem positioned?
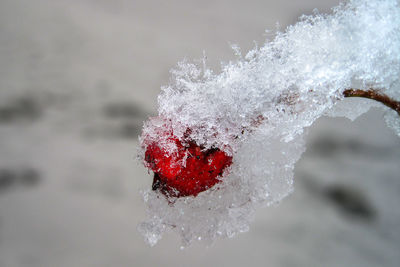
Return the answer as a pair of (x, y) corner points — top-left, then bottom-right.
(343, 88), (400, 116)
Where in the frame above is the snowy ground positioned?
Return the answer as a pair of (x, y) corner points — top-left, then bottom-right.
(1, 0), (400, 266)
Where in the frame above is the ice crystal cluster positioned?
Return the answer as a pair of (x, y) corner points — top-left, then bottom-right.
(138, 0), (400, 246)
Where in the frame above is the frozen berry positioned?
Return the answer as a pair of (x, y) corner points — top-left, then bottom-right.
(144, 136), (232, 197)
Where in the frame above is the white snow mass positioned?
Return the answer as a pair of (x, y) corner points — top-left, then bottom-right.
(138, 0), (400, 246)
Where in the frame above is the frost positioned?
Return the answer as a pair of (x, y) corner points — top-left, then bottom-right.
(138, 0), (400, 246)
(325, 97), (381, 121)
(385, 109), (400, 136)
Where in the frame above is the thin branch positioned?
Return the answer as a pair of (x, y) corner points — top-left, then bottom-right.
(343, 88), (400, 116)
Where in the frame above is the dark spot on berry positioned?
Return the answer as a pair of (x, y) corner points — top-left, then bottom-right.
(152, 173), (162, 191)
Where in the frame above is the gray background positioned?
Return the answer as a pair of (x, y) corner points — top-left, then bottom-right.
(1, 0), (399, 266)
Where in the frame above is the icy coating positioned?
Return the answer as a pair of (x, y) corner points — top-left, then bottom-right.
(138, 0), (400, 246)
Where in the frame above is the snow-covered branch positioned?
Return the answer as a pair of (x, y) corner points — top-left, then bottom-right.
(138, 0), (400, 247)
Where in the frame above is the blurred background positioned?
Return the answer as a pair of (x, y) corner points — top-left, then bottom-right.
(1, 0), (400, 266)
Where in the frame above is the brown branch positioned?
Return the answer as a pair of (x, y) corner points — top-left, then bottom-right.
(343, 88), (400, 116)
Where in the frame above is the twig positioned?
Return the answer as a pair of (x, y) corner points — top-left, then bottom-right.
(343, 88), (400, 116)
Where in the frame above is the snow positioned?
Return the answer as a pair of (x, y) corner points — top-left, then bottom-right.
(385, 109), (400, 136)
(139, 0), (400, 246)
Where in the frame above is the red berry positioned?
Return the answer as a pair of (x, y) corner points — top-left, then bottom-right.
(144, 136), (232, 197)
